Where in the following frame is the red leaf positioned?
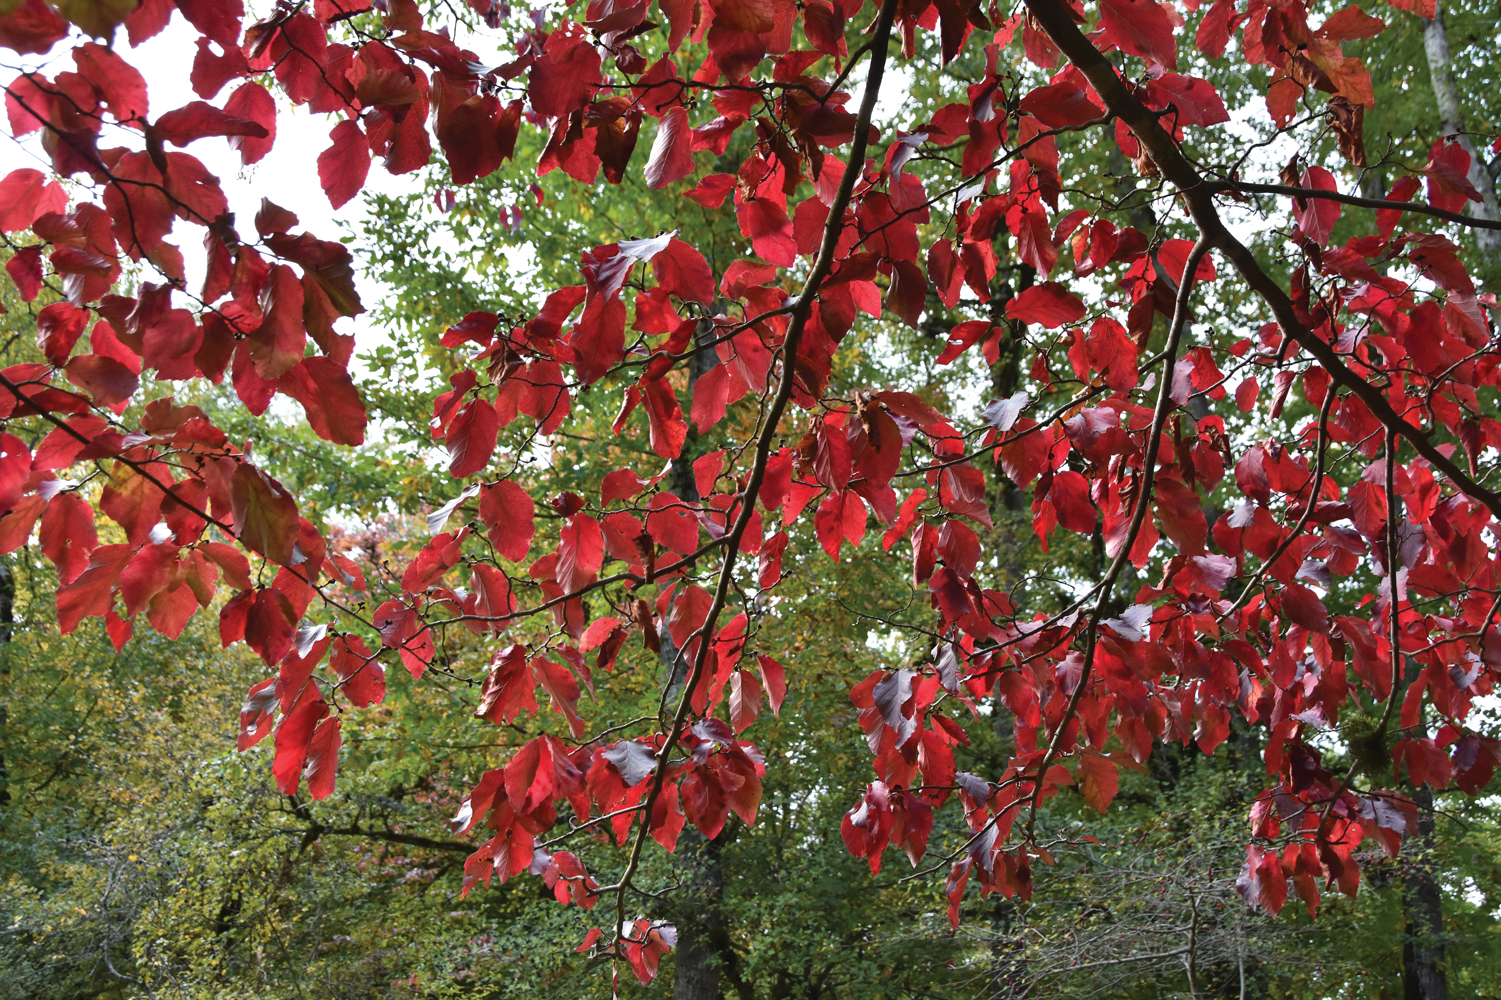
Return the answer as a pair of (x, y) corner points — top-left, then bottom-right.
(644, 106), (695, 189)
(504, 733), (580, 815)
(641, 377), (687, 460)
(758, 530), (787, 588)
(152, 101), (270, 146)
(652, 238), (715, 305)
(246, 587), (298, 665)
(528, 28), (604, 118)
(331, 634), (385, 707)
(729, 670), (761, 732)
(647, 492), (700, 554)
(566, 294), (626, 385)
(5, 245), (43, 301)
(1049, 470), (1096, 534)
(0, 169), (67, 233)
(668, 584), (713, 650)
(1005, 282), (1085, 328)
(56, 544), (133, 635)
(557, 514), (604, 593)
(1013, 205), (1058, 275)
(936, 320), (993, 366)
(1195, 0), (1235, 57)
(885, 260), (927, 328)
(0, 0), (69, 55)
(1396, 737), (1452, 789)
(1153, 477), (1205, 553)
(736, 198), (797, 266)
(1386, 0), (1436, 22)
(1098, 0), (1178, 69)
(685, 173), (736, 208)
(36, 302), (90, 366)
(1018, 82), (1104, 128)
(1280, 581), (1330, 633)
(304, 715), (342, 800)
(318, 119), (371, 210)
(279, 357), (368, 446)
(842, 782), (893, 874)
(939, 464), (993, 528)
(602, 468), (651, 504)
(177, 0), (244, 48)
(402, 530), (464, 592)
(248, 264), (306, 379)
(1155, 238), (1217, 284)
(231, 463), (300, 567)
(0, 495), (45, 553)
(447, 398), (499, 478)
(39, 493), (98, 585)
(1293, 166), (1341, 246)
(1145, 74), (1229, 127)
(757, 654), (786, 715)
(373, 599), (435, 678)
(480, 480), (535, 561)
(104, 609), (133, 652)
(535, 656), (586, 737)
(470, 563), (515, 629)
(814, 489), (846, 560)
(476, 644), (537, 725)
(63, 355), (139, 408)
(74, 42), (149, 122)
(222, 82), (277, 164)
(1423, 138), (1480, 214)
(272, 686), (327, 795)
(1318, 4), (1385, 40)
(436, 93), (511, 185)
(1077, 754), (1119, 812)
(192, 36), (252, 98)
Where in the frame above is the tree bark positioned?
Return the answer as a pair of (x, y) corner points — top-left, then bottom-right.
(665, 319), (731, 1000)
(1401, 782), (1449, 1000)
(1422, 5), (1501, 260)
(671, 829), (736, 1000)
(0, 559), (13, 806)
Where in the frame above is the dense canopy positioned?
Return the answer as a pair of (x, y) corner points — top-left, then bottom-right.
(2, 0), (1500, 995)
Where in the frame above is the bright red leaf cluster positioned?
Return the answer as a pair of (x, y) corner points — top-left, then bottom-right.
(4, 0), (1501, 979)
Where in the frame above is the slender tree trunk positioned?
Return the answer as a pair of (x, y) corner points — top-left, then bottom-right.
(665, 319), (731, 1000)
(0, 559), (13, 806)
(672, 830), (732, 1000)
(1401, 782), (1449, 1000)
(1422, 6), (1501, 261)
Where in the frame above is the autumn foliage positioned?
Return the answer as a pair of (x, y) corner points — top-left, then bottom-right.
(3, 0), (1501, 983)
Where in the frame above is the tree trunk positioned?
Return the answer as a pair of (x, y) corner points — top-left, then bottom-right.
(1422, 6), (1501, 261)
(0, 559), (13, 806)
(1401, 782), (1449, 1000)
(665, 319), (732, 1000)
(672, 829), (731, 1000)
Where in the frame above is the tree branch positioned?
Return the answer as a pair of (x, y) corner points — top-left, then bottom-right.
(1021, 0), (1501, 523)
(1213, 179), (1501, 232)
(603, 0), (903, 952)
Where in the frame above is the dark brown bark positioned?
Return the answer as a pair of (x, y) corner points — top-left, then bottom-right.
(671, 828), (752, 1000)
(1402, 783), (1449, 1000)
(0, 559), (13, 806)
